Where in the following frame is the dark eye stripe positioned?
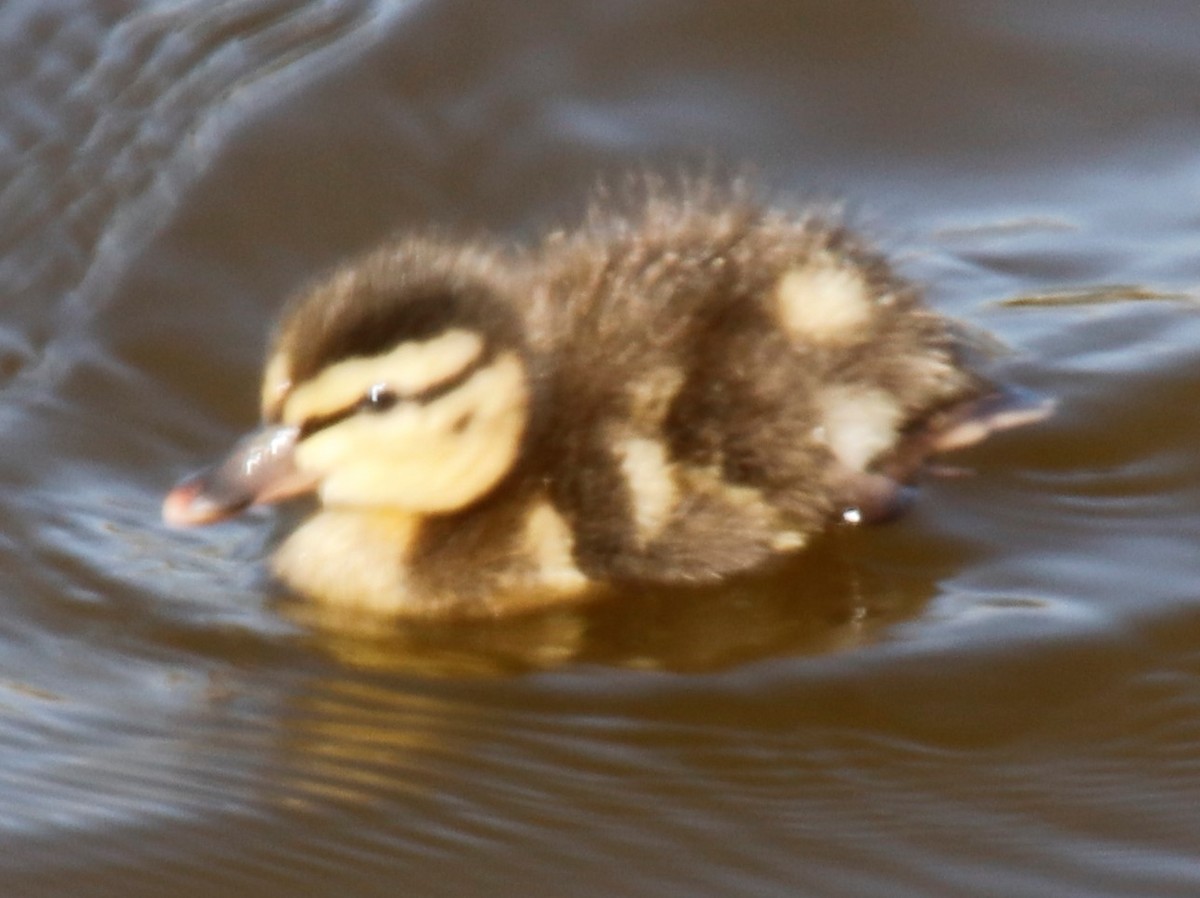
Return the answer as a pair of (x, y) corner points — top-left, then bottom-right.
(298, 404), (357, 440)
(296, 347), (493, 441)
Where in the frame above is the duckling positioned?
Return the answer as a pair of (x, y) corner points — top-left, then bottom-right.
(163, 181), (1035, 618)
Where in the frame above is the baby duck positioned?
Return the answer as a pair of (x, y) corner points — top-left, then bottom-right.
(164, 182), (1028, 618)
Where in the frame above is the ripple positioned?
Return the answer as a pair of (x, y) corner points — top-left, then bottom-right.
(0, 0), (408, 389)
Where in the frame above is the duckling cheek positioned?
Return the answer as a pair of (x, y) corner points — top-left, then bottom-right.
(293, 414), (387, 478)
(316, 411), (523, 512)
(307, 370), (530, 513)
(319, 440), (502, 513)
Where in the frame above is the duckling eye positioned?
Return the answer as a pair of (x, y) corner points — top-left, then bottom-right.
(295, 383), (401, 439)
(362, 383), (398, 413)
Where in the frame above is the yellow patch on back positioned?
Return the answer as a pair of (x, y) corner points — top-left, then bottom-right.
(817, 385), (903, 471)
(775, 256), (875, 344)
(615, 436), (678, 546)
(522, 501), (589, 592)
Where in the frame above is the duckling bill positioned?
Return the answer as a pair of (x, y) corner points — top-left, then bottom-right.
(164, 183), (1042, 617)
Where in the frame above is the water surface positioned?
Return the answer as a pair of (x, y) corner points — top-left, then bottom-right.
(4, 2), (1200, 895)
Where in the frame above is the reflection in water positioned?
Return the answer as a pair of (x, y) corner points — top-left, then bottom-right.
(0, 1), (396, 355)
(294, 526), (943, 676)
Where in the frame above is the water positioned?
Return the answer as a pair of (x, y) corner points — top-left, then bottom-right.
(4, 1), (1200, 895)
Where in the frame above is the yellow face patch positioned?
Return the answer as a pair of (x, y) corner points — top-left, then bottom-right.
(294, 352), (530, 513)
(522, 501), (589, 591)
(279, 329), (486, 428)
(614, 435), (678, 546)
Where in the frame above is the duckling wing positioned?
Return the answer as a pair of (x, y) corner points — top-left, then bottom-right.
(554, 452), (796, 585)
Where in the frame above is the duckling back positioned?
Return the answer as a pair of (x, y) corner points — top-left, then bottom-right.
(528, 186), (982, 585)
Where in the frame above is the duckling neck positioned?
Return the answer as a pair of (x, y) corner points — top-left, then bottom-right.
(272, 474), (590, 617)
(272, 507), (422, 616)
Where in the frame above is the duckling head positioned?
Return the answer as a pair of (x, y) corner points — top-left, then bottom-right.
(164, 239), (532, 526)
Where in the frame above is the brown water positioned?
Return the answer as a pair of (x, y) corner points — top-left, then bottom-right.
(4, 1), (1200, 895)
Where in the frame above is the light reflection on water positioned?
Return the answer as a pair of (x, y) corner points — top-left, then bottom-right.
(3, 1), (1200, 896)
